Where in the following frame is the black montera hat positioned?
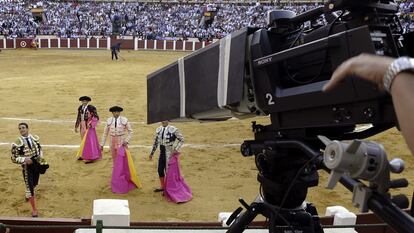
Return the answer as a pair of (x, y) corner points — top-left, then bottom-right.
(79, 96), (91, 101)
(87, 105), (97, 111)
(109, 106), (123, 112)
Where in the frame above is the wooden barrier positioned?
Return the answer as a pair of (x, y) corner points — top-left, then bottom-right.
(6, 39), (14, 49)
(15, 39), (33, 48)
(2, 38), (212, 51)
(0, 213), (400, 233)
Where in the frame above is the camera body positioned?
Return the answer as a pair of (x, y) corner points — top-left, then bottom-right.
(147, 0), (412, 136)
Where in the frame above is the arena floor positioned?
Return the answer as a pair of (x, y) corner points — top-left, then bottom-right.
(0, 49), (413, 221)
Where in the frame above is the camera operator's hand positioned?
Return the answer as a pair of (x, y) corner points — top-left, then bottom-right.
(323, 53), (394, 92)
(325, 54), (414, 157)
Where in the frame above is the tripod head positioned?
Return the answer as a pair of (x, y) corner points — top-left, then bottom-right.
(319, 135), (407, 212)
(242, 126), (321, 208)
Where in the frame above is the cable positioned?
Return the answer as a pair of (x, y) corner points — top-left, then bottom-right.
(289, 25), (305, 49)
(256, 154), (295, 231)
(271, 155), (319, 227)
(284, 11), (345, 85)
(255, 160), (298, 231)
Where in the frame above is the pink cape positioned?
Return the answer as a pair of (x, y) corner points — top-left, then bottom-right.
(111, 146), (140, 194)
(81, 117), (101, 161)
(164, 152), (192, 203)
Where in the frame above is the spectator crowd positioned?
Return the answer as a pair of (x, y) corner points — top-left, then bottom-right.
(0, 0), (413, 40)
(399, 0), (414, 33)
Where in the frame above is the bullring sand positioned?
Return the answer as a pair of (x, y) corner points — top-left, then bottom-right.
(0, 49), (412, 221)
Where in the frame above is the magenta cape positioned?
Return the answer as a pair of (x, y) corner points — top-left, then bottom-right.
(78, 117), (101, 161)
(111, 146), (142, 194)
(164, 152), (192, 203)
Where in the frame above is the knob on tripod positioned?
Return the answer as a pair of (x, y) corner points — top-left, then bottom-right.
(318, 135), (408, 212)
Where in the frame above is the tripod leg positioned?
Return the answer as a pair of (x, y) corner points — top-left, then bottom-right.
(226, 208), (258, 233)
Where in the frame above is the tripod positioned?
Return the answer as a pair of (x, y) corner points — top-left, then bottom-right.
(226, 123), (414, 233)
(227, 196), (323, 233)
(227, 137), (324, 233)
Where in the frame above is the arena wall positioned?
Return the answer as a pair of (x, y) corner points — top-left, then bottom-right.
(2, 38), (212, 51)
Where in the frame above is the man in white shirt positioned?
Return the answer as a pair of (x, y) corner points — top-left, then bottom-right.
(101, 106), (133, 160)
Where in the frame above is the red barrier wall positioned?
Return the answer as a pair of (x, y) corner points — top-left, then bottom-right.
(156, 40), (164, 50)
(185, 41), (193, 51)
(99, 39), (107, 49)
(122, 40), (134, 50)
(80, 39), (87, 48)
(195, 42), (202, 50)
(138, 40), (145, 49)
(90, 38), (97, 48)
(3, 38), (210, 51)
(51, 39), (58, 48)
(70, 39), (77, 48)
(40, 39), (48, 48)
(166, 41), (173, 50)
(176, 41), (183, 50)
(6, 39), (14, 48)
(147, 40), (154, 49)
(16, 39), (32, 48)
(61, 38), (68, 48)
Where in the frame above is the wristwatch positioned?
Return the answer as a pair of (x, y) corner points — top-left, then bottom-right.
(383, 57), (414, 92)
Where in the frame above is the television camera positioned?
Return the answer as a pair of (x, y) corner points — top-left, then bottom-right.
(147, 0), (414, 232)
